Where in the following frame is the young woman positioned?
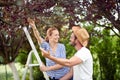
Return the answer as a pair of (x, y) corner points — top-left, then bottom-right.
(27, 18), (70, 80)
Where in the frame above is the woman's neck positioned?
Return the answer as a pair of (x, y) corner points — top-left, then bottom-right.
(49, 41), (57, 49)
(49, 41), (58, 54)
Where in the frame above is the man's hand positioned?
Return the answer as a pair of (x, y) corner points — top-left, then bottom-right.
(40, 47), (50, 58)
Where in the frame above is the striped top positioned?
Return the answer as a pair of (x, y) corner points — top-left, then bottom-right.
(40, 41), (69, 79)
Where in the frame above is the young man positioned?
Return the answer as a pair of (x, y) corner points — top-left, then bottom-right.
(40, 26), (93, 80)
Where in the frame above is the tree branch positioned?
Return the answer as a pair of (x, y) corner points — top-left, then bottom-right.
(96, 23), (120, 37)
(0, 2), (14, 7)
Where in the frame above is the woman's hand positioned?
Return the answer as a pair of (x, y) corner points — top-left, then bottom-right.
(40, 64), (48, 72)
(27, 18), (36, 28)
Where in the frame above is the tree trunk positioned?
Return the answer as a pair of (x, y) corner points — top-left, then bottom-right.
(8, 62), (20, 80)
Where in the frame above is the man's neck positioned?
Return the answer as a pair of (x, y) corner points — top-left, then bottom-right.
(75, 43), (83, 51)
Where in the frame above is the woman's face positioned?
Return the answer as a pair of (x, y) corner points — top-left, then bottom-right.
(48, 30), (60, 43)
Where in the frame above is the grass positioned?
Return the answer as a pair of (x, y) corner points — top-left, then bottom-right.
(0, 63), (24, 80)
(0, 63), (41, 80)
(0, 65), (13, 80)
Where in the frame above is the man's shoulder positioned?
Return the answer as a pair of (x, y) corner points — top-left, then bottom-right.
(80, 47), (90, 52)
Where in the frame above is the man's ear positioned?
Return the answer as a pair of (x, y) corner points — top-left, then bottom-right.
(83, 40), (88, 47)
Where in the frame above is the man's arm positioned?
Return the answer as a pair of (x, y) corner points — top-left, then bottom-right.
(40, 63), (63, 71)
(40, 48), (83, 67)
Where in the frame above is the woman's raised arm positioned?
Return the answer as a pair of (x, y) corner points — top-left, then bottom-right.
(27, 18), (44, 44)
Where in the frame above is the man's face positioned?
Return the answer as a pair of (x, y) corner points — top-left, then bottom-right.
(69, 33), (76, 46)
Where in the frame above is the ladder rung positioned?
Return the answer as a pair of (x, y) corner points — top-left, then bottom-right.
(28, 64), (40, 67)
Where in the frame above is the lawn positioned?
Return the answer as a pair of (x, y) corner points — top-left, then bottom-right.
(0, 63), (40, 80)
(0, 63), (23, 80)
(0, 64), (13, 80)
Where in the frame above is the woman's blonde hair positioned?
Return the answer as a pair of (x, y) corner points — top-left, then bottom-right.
(45, 27), (58, 42)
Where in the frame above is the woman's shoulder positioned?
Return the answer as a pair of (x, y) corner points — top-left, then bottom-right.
(40, 41), (49, 50)
(41, 41), (49, 45)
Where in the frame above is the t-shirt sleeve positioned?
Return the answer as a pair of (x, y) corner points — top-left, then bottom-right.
(75, 48), (90, 62)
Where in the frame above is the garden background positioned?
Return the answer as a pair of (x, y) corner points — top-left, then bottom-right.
(0, 0), (120, 80)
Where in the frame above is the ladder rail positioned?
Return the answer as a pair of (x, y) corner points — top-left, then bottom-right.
(22, 27), (49, 80)
(22, 50), (33, 80)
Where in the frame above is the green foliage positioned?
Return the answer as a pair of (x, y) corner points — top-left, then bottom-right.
(60, 28), (76, 58)
(33, 67), (45, 80)
(16, 50), (28, 65)
(90, 28), (120, 80)
(0, 56), (4, 63)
